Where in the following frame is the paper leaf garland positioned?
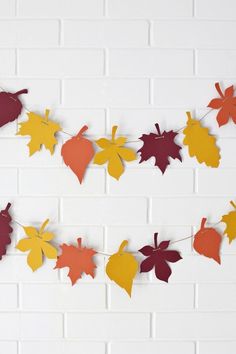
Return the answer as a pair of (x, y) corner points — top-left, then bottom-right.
(183, 111), (220, 167)
(0, 89), (28, 127)
(221, 200), (236, 243)
(208, 83), (236, 127)
(61, 125), (95, 183)
(139, 233), (182, 283)
(16, 219), (57, 271)
(94, 125), (136, 180)
(138, 123), (182, 173)
(55, 238), (97, 285)
(0, 203), (13, 260)
(193, 218), (221, 264)
(106, 240), (138, 297)
(17, 109), (61, 156)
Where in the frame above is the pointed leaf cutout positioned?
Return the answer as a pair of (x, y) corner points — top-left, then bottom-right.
(0, 203), (13, 260)
(221, 200), (236, 243)
(183, 112), (220, 167)
(138, 123), (182, 173)
(61, 125), (95, 183)
(193, 218), (222, 264)
(0, 89), (28, 127)
(94, 125), (136, 180)
(55, 238), (97, 285)
(16, 219), (57, 271)
(208, 82), (236, 127)
(139, 233), (182, 283)
(106, 240), (138, 297)
(17, 109), (61, 156)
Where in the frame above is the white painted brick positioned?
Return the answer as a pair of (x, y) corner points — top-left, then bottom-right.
(0, 21), (59, 47)
(21, 284), (106, 310)
(0, 49), (15, 76)
(67, 313), (150, 339)
(198, 169), (236, 195)
(199, 341), (236, 354)
(196, 0), (236, 20)
(63, 79), (149, 107)
(198, 284), (236, 310)
(197, 50), (236, 77)
(20, 341), (106, 354)
(0, 168), (17, 195)
(153, 21), (236, 49)
(0, 342), (17, 354)
(63, 20), (149, 47)
(0, 284), (17, 309)
(110, 341), (195, 354)
(155, 312), (236, 339)
(0, 120), (17, 137)
(18, 0), (104, 18)
(18, 49), (104, 77)
(108, 0), (193, 19)
(0, 0), (15, 16)
(109, 49), (193, 77)
(62, 197), (147, 225)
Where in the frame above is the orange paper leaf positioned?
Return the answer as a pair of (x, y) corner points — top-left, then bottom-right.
(193, 218), (222, 264)
(61, 126), (95, 183)
(55, 238), (97, 285)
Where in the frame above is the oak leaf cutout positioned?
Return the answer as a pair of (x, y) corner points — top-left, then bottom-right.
(139, 233), (182, 283)
(221, 200), (236, 243)
(106, 240), (138, 297)
(193, 218), (222, 264)
(0, 89), (28, 127)
(208, 82), (236, 127)
(17, 109), (61, 156)
(55, 238), (97, 285)
(183, 111), (220, 167)
(138, 123), (182, 173)
(16, 219), (58, 271)
(61, 125), (95, 183)
(93, 125), (136, 180)
(0, 203), (13, 260)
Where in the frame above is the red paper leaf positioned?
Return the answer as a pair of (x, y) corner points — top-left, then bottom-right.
(55, 238), (97, 285)
(208, 82), (236, 127)
(138, 123), (182, 173)
(139, 233), (182, 282)
(0, 89), (28, 127)
(0, 203), (13, 259)
(61, 126), (95, 183)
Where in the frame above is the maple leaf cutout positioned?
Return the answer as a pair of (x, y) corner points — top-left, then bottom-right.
(16, 219), (58, 271)
(221, 200), (236, 243)
(94, 125), (136, 180)
(55, 238), (97, 285)
(138, 123), (182, 173)
(17, 109), (61, 156)
(0, 203), (13, 260)
(139, 233), (182, 283)
(208, 82), (236, 127)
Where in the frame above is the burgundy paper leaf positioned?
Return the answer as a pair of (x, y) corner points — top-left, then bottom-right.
(0, 89), (28, 127)
(138, 123), (182, 173)
(0, 203), (13, 259)
(139, 233), (182, 283)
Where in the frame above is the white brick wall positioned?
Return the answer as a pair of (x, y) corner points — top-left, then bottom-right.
(0, 1), (235, 353)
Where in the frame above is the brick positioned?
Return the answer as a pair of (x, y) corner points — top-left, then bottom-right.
(198, 169), (236, 195)
(20, 341), (106, 354)
(197, 50), (236, 77)
(0, 49), (15, 76)
(0, 284), (18, 309)
(196, 0), (236, 20)
(0, 0), (15, 16)
(199, 341), (236, 354)
(198, 284), (236, 310)
(0, 168), (17, 195)
(110, 341), (195, 354)
(0, 342), (17, 354)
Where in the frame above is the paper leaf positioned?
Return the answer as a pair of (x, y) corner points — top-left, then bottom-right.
(106, 240), (138, 297)
(208, 82), (236, 127)
(17, 109), (61, 156)
(193, 218), (222, 264)
(93, 126), (136, 180)
(138, 123), (182, 173)
(0, 203), (13, 260)
(55, 238), (97, 285)
(0, 89), (28, 127)
(16, 219), (57, 271)
(61, 125), (95, 183)
(139, 233), (182, 283)
(221, 200), (236, 243)
(183, 112), (220, 167)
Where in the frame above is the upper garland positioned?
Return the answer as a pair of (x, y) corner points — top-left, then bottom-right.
(0, 82), (234, 182)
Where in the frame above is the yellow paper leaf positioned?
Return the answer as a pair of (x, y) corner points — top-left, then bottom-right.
(183, 112), (220, 167)
(16, 219), (57, 271)
(17, 109), (61, 156)
(221, 200), (236, 243)
(94, 126), (136, 180)
(106, 240), (138, 297)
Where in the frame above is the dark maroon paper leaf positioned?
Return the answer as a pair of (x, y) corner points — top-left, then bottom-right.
(139, 233), (182, 283)
(0, 89), (28, 127)
(138, 123), (182, 173)
(0, 203), (13, 259)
